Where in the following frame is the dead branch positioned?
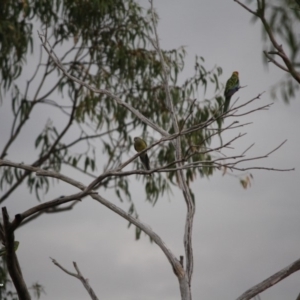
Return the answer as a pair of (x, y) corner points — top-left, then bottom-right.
(236, 257), (300, 300)
(51, 258), (99, 300)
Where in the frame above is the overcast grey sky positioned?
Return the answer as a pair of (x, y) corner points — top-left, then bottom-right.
(1, 1), (300, 300)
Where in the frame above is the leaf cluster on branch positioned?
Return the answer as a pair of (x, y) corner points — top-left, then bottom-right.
(0, 0), (224, 209)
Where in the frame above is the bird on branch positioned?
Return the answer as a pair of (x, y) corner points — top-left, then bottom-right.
(133, 137), (152, 175)
(224, 71), (240, 113)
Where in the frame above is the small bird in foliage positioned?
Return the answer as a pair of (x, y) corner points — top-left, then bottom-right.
(0, 241), (19, 256)
(133, 137), (151, 174)
(224, 71), (240, 113)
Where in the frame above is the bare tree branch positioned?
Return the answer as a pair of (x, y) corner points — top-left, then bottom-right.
(19, 201), (79, 227)
(234, 0), (300, 83)
(149, 2), (195, 293)
(51, 258), (99, 300)
(1, 163), (185, 283)
(236, 257), (300, 300)
(264, 51), (289, 72)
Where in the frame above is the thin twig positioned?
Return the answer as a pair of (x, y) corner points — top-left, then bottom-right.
(51, 258), (99, 300)
(264, 51), (289, 72)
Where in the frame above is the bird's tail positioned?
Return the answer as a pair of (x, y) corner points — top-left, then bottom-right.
(223, 96), (231, 113)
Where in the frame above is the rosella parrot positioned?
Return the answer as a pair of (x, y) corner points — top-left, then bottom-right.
(224, 71), (240, 113)
(134, 137), (151, 174)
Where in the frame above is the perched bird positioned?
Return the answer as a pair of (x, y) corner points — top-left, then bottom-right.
(0, 241), (19, 256)
(133, 137), (151, 174)
(224, 71), (240, 113)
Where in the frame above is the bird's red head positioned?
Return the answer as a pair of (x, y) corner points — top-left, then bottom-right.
(233, 71), (239, 76)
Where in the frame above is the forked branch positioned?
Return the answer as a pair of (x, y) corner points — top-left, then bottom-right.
(51, 258), (99, 300)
